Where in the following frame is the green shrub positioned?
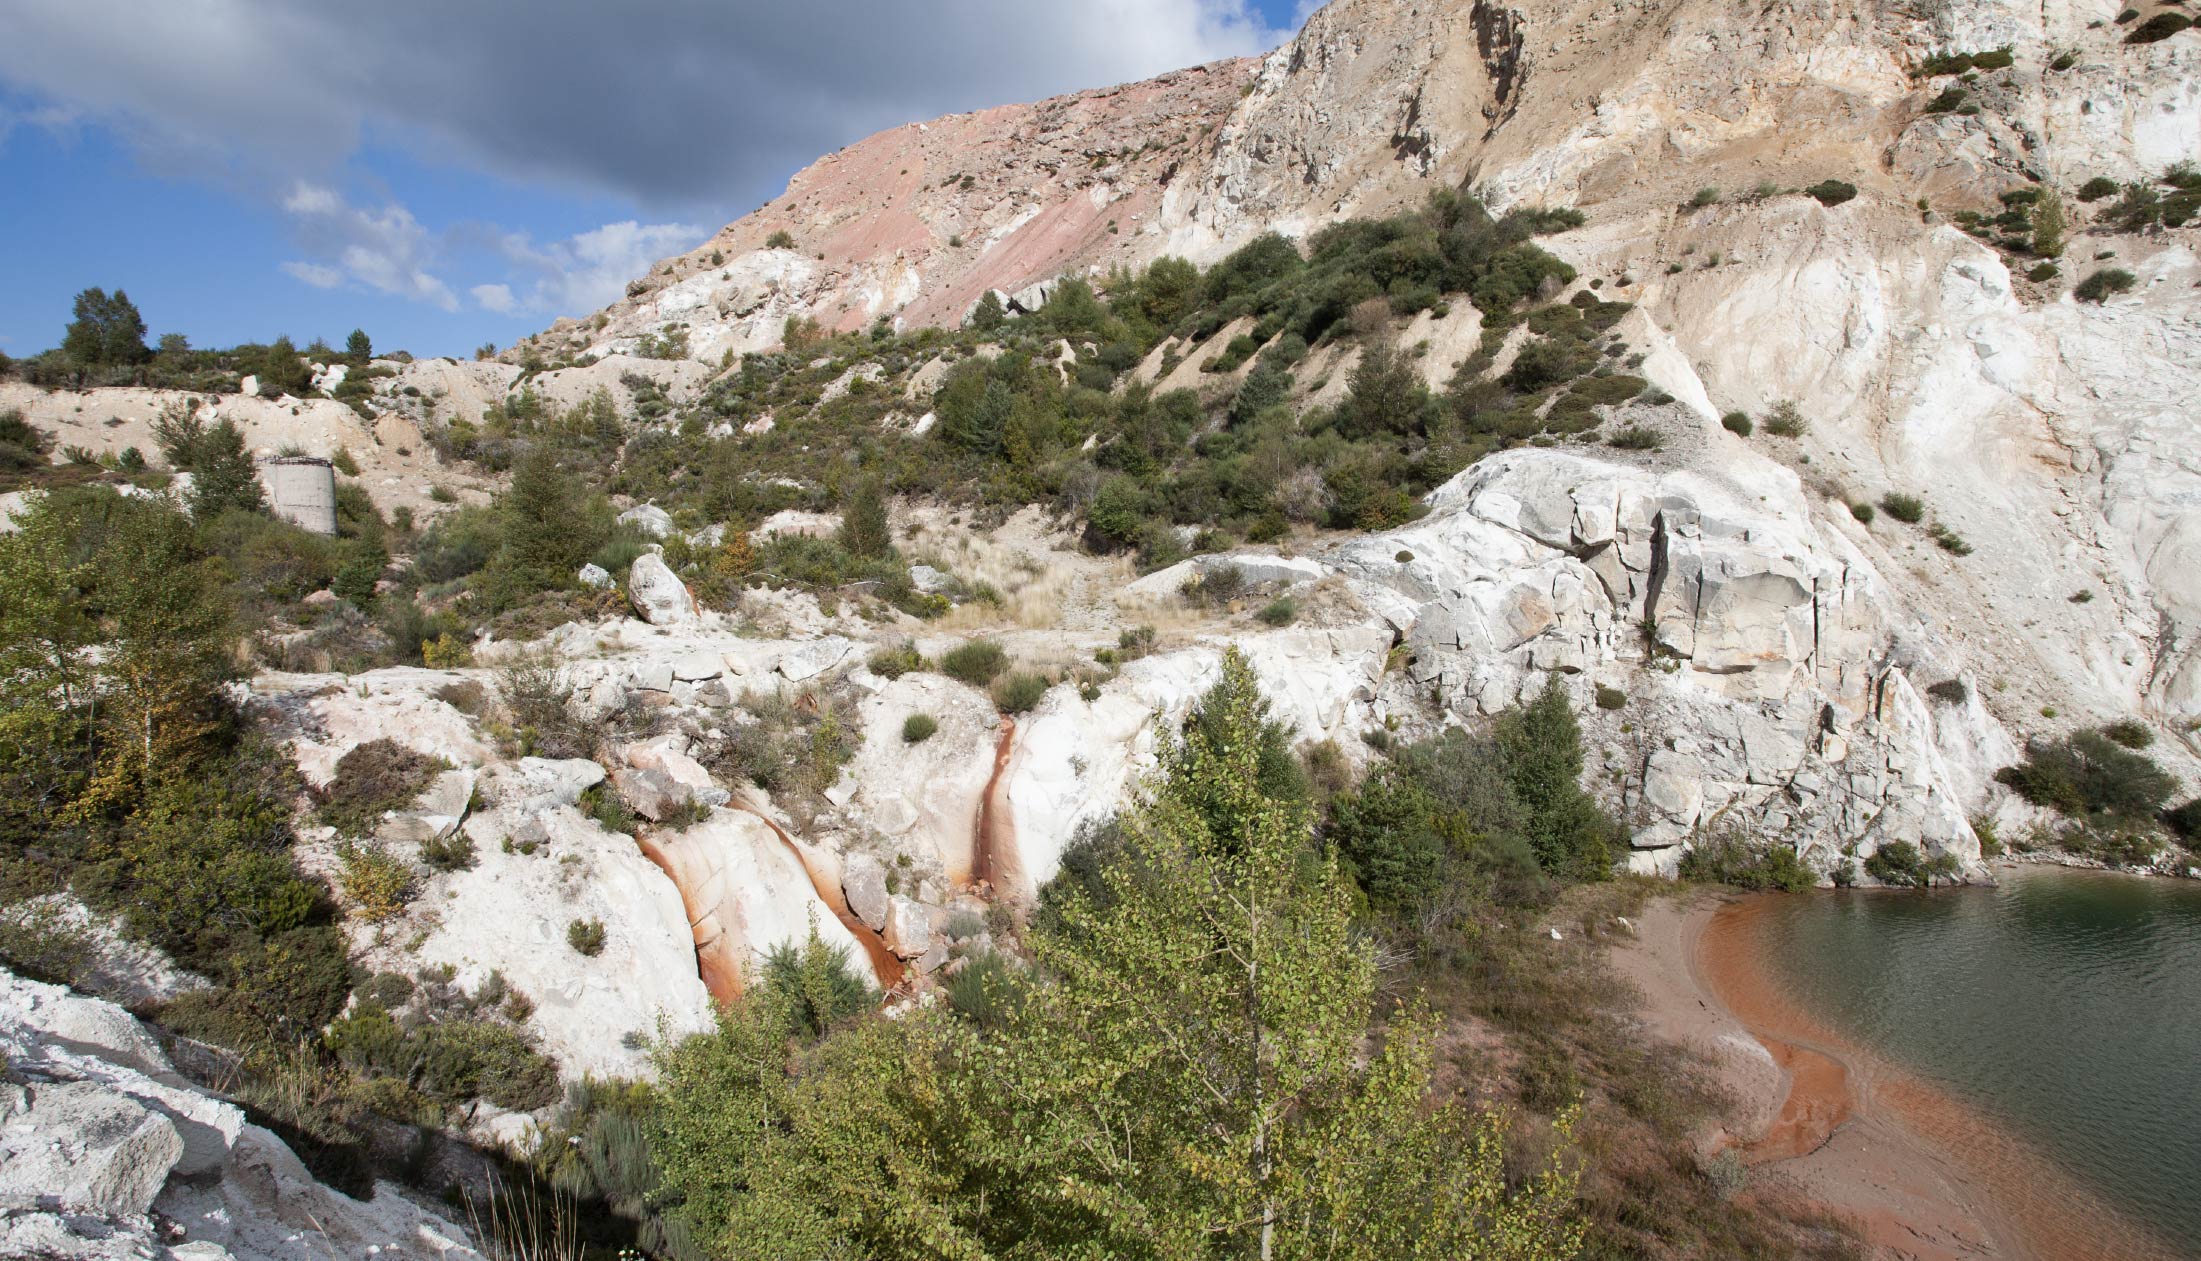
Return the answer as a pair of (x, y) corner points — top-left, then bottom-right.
(901, 714), (938, 744)
(1863, 840), (1929, 887)
(940, 640), (1008, 686)
(1678, 835), (1816, 892)
(1761, 399), (1807, 437)
(1607, 424), (1661, 450)
(419, 830), (477, 873)
(941, 949), (1025, 1033)
(2100, 719), (2153, 749)
(579, 782), (637, 836)
(2026, 262), (2060, 282)
(1689, 187), (1721, 208)
(318, 739), (442, 835)
(1995, 730), (2177, 820)
(1848, 501), (1876, 524)
(2166, 798), (2201, 842)
(1880, 492), (1926, 524)
(2077, 176), (2120, 202)
(867, 640), (926, 679)
(568, 918), (607, 957)
(1593, 685), (1627, 710)
(1805, 180), (1858, 207)
(1720, 411), (1752, 437)
(1929, 523), (1973, 556)
(992, 671), (1050, 715)
(2074, 269), (2136, 303)
(1926, 678), (1969, 705)
(1256, 597), (1297, 627)
(764, 229), (796, 249)
(2127, 12), (2192, 42)
(1180, 562), (1247, 606)
(335, 842), (416, 924)
(759, 928), (876, 1037)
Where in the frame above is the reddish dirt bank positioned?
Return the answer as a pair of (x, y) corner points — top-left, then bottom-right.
(1694, 895), (2184, 1261)
(635, 834), (747, 1004)
(969, 717), (1018, 896)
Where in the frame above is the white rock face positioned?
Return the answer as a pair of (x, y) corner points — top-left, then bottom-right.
(0, 969), (481, 1260)
(627, 553), (700, 626)
(413, 760), (716, 1081)
(1334, 451), (1988, 871)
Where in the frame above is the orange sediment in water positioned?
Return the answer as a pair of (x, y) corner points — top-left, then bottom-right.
(1698, 896), (2185, 1261)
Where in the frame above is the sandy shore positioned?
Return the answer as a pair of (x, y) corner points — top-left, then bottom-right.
(1614, 891), (2187, 1261)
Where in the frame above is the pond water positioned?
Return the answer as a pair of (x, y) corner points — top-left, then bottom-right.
(1748, 869), (2201, 1256)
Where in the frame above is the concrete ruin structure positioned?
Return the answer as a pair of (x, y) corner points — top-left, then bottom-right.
(258, 455), (338, 535)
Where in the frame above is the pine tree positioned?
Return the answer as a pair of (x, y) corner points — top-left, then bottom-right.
(187, 421), (264, 519)
(61, 288), (150, 368)
(344, 328), (372, 365)
(257, 336), (313, 397)
(969, 289), (1007, 333)
(1496, 674), (1616, 880)
(494, 449), (593, 593)
(837, 475), (892, 559)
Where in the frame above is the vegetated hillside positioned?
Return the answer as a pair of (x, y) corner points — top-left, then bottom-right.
(3, 0), (2200, 1256)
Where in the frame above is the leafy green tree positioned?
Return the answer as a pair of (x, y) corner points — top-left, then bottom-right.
(187, 420), (265, 519)
(651, 651), (1585, 1260)
(1129, 256), (1201, 331)
(62, 288), (150, 368)
(1012, 648), (1582, 1258)
(837, 475), (893, 560)
(1231, 361), (1292, 426)
(344, 328), (372, 365)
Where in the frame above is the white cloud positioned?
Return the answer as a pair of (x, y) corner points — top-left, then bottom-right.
(281, 261), (343, 288)
(0, 1), (1293, 209)
(496, 220), (710, 316)
(282, 181), (342, 215)
(280, 187), (459, 311)
(471, 283), (517, 314)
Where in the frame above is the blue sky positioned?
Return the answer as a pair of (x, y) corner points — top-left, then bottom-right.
(0, 1), (1309, 361)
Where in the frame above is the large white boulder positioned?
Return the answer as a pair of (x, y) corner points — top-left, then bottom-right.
(0, 968), (482, 1260)
(627, 553), (700, 626)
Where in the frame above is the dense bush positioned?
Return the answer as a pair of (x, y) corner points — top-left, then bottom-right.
(992, 671), (1051, 715)
(1996, 729), (2177, 820)
(1880, 492), (1926, 523)
(1678, 834), (1816, 891)
(1805, 180), (1858, 207)
(2074, 269), (2136, 304)
(940, 640), (1008, 686)
(901, 713), (938, 744)
(317, 738), (442, 835)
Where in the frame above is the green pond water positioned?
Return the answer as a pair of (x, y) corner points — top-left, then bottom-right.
(1748, 869), (2201, 1257)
